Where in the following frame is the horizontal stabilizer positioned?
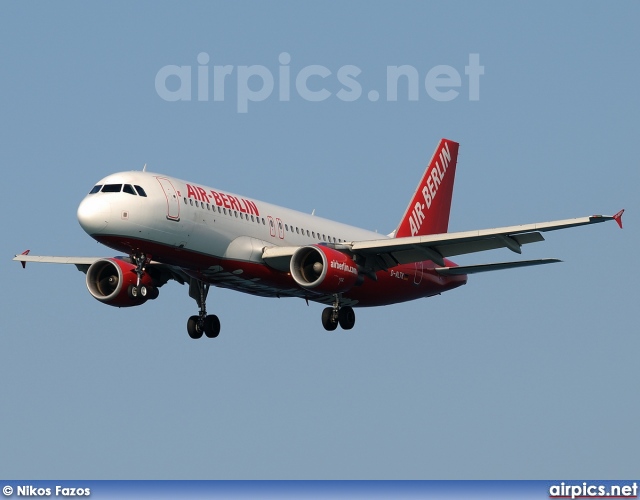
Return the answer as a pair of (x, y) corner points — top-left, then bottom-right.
(434, 258), (561, 276)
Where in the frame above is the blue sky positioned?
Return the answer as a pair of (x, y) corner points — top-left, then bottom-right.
(1, 1), (638, 479)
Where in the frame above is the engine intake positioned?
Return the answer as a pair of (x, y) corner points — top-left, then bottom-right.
(290, 245), (360, 294)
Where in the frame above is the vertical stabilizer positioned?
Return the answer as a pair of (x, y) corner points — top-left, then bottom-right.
(394, 138), (459, 237)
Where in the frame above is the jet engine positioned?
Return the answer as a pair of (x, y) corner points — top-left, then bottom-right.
(85, 258), (159, 307)
(290, 245), (361, 294)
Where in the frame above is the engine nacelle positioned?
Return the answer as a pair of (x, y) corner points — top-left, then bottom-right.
(86, 258), (158, 307)
(290, 245), (360, 294)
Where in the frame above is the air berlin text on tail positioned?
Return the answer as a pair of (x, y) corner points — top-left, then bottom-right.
(397, 139), (459, 238)
(410, 141), (453, 236)
(423, 142), (452, 210)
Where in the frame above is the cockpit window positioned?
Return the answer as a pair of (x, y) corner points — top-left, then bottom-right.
(123, 184), (136, 195)
(101, 184), (123, 193)
(134, 185), (147, 197)
(89, 185), (102, 194)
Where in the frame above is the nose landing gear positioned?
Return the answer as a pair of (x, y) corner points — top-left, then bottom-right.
(126, 252), (159, 302)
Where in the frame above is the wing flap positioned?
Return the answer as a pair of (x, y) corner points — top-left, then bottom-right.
(436, 231), (546, 259)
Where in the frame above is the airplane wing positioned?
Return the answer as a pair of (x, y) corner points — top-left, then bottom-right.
(12, 253), (102, 272)
(13, 252), (189, 285)
(348, 211), (624, 269)
(262, 211), (624, 272)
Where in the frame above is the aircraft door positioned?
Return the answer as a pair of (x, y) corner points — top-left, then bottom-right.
(156, 177), (181, 221)
(276, 218), (285, 239)
(267, 216), (276, 237)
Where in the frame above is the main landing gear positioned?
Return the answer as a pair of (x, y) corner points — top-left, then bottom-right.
(187, 278), (220, 340)
(321, 294), (356, 331)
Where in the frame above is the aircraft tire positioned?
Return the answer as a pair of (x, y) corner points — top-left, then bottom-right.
(338, 306), (356, 330)
(204, 315), (221, 338)
(146, 286), (160, 300)
(187, 315), (204, 339)
(321, 307), (338, 331)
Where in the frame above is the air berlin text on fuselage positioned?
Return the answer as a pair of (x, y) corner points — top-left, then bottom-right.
(186, 183), (260, 216)
(409, 142), (452, 236)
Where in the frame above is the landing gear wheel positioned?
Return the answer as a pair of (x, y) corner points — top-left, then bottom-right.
(338, 306), (356, 330)
(322, 307), (338, 331)
(187, 315), (204, 339)
(136, 285), (159, 300)
(204, 315), (221, 338)
(128, 284), (139, 299)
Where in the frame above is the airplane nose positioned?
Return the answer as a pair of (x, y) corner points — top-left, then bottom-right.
(77, 197), (110, 234)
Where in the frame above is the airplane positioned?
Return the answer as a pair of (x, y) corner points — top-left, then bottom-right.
(13, 139), (624, 339)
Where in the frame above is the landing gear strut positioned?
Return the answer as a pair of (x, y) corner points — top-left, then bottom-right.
(321, 294), (355, 331)
(126, 252), (159, 301)
(187, 278), (220, 339)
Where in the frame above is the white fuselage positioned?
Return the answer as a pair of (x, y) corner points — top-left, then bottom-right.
(79, 170), (381, 257)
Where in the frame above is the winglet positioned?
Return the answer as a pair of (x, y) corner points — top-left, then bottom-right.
(19, 249), (30, 269)
(613, 209), (624, 229)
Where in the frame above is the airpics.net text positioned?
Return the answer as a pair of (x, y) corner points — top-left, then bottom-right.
(155, 52), (484, 113)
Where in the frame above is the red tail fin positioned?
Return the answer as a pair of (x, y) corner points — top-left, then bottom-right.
(394, 138), (459, 238)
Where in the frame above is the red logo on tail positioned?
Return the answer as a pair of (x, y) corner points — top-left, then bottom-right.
(395, 139), (459, 238)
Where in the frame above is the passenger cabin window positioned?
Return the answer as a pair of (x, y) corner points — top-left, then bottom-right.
(123, 184), (136, 195)
(89, 185), (102, 194)
(102, 184), (122, 193)
(134, 185), (147, 197)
